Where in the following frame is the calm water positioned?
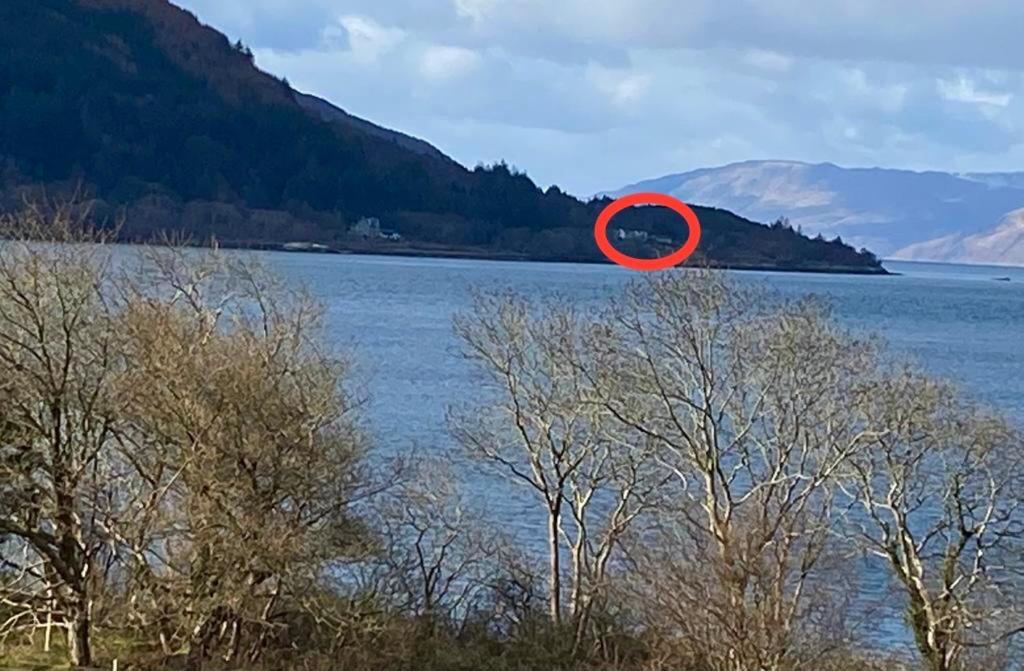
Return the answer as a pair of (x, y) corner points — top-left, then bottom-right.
(264, 252), (1023, 649)
(265, 253), (1024, 442)
(264, 250), (1024, 524)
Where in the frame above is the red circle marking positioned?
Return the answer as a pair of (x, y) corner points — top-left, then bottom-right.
(594, 192), (701, 271)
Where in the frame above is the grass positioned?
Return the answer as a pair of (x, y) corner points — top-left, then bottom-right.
(0, 632), (149, 671)
(0, 640), (71, 669)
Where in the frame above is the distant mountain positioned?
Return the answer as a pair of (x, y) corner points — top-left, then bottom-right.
(605, 161), (1024, 265)
(894, 209), (1024, 266)
(0, 0), (883, 274)
(959, 172), (1024, 191)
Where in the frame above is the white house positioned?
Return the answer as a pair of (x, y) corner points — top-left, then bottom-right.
(615, 228), (649, 242)
(351, 217), (381, 237)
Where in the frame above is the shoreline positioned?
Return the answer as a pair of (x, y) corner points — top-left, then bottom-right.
(208, 239), (893, 276)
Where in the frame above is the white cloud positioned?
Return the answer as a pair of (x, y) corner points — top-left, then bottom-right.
(420, 45), (482, 81)
(840, 68), (908, 113)
(181, 0), (1024, 69)
(453, 0), (498, 24)
(742, 49), (794, 73)
(937, 76), (1012, 107)
(325, 15), (405, 64)
(586, 66), (653, 106)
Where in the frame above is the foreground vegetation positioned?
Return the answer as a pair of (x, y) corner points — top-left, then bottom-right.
(1, 203), (1022, 671)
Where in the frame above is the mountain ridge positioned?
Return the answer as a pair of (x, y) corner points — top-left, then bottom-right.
(605, 161), (1024, 266)
(893, 208), (1024, 266)
(294, 92), (450, 161)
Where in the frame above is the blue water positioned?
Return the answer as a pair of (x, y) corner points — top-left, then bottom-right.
(265, 254), (1024, 439)
(262, 252), (1023, 651)
(266, 250), (1024, 514)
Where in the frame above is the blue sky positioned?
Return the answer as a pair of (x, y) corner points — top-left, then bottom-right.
(176, 0), (1024, 196)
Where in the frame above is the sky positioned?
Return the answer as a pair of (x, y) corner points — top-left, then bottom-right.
(175, 0), (1024, 196)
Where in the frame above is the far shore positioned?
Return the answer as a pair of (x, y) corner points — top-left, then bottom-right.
(194, 239), (893, 276)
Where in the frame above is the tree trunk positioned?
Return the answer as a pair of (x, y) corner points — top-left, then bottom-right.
(222, 617), (241, 663)
(548, 506), (562, 625)
(67, 599), (92, 668)
(187, 614), (217, 671)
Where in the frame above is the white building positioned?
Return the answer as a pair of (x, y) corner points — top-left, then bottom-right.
(615, 228), (649, 242)
(351, 217), (381, 237)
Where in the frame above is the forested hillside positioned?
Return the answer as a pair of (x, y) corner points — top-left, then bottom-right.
(0, 0), (884, 272)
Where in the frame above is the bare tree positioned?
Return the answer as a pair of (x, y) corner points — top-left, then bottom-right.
(369, 457), (509, 628)
(843, 370), (1024, 671)
(450, 291), (661, 648)
(110, 247), (370, 668)
(0, 207), (374, 668)
(0, 201), (127, 667)
(600, 270), (881, 671)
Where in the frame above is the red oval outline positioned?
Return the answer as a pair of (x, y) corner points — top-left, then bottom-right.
(594, 192), (701, 271)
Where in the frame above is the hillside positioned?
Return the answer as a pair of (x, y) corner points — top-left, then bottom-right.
(295, 92), (449, 161)
(894, 209), (1024, 266)
(0, 0), (884, 273)
(606, 161), (1024, 265)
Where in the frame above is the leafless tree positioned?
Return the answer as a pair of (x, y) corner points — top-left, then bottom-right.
(0, 201), (127, 667)
(367, 458), (510, 628)
(842, 370), (1024, 671)
(109, 247), (371, 668)
(594, 270), (881, 671)
(450, 291), (662, 649)
(0, 205), (374, 668)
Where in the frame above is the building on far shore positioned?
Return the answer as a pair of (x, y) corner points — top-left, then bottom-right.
(615, 228), (674, 246)
(615, 228), (648, 242)
(352, 217), (381, 237)
(352, 216), (402, 241)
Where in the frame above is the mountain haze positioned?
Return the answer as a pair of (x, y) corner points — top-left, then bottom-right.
(894, 209), (1024, 266)
(607, 161), (1024, 266)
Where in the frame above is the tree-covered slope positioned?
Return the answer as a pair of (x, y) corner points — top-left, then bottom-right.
(0, 0), (885, 272)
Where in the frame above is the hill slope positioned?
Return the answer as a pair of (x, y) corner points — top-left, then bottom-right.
(606, 161), (1024, 265)
(0, 0), (883, 273)
(894, 209), (1024, 266)
(295, 92), (449, 161)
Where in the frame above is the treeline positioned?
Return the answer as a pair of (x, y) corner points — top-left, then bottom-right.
(0, 0), (882, 271)
(0, 204), (1022, 671)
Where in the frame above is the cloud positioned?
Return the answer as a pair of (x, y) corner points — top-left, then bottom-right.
(586, 66), (653, 106)
(838, 68), (908, 113)
(741, 49), (794, 73)
(326, 15), (406, 64)
(452, 0), (497, 24)
(179, 0), (1024, 69)
(937, 76), (1013, 107)
(178, 0), (1024, 195)
(420, 45), (481, 81)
